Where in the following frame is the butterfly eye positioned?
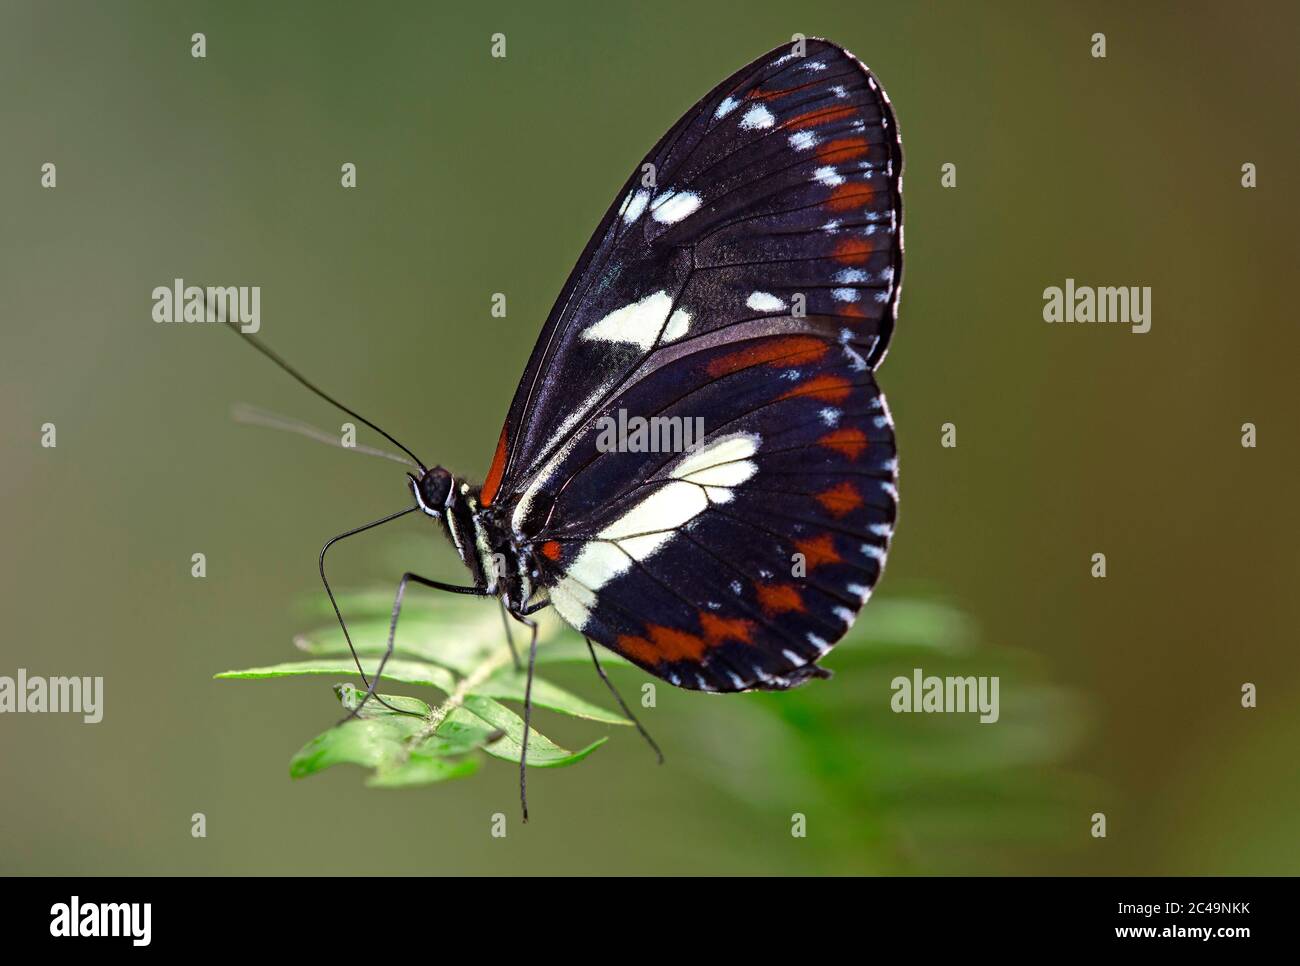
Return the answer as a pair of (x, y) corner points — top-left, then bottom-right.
(419, 467), (452, 509)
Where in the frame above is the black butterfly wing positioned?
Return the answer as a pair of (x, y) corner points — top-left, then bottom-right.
(481, 38), (902, 508)
(482, 39), (903, 691)
(532, 336), (898, 692)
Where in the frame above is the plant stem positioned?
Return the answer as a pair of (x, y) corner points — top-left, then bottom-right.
(404, 643), (514, 755)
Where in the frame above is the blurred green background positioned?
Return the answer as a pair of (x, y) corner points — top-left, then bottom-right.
(1, 0), (1297, 875)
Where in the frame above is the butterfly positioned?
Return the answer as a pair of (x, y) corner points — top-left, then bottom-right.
(229, 37), (903, 818)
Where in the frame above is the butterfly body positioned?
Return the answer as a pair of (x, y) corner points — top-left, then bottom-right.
(409, 469), (539, 615)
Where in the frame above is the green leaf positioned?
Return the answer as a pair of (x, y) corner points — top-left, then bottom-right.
(338, 687), (432, 717)
(460, 696), (607, 767)
(289, 688), (430, 780)
(216, 658), (457, 693)
(292, 617), (497, 674)
(290, 604), (619, 675)
(290, 686), (487, 787)
(224, 593), (619, 790)
(477, 666), (630, 725)
(367, 753), (481, 788)
(286, 682), (602, 785)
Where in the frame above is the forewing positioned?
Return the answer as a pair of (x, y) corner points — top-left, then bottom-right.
(482, 38), (903, 516)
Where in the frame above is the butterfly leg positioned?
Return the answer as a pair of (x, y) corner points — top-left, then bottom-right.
(509, 611), (540, 822)
(498, 598), (523, 671)
(342, 571), (489, 722)
(585, 637), (664, 765)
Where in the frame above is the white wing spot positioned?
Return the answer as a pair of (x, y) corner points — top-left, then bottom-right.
(847, 583), (873, 604)
(600, 484), (708, 545)
(651, 190), (702, 224)
(789, 131), (818, 151)
(672, 433), (760, 489)
(550, 577), (598, 631)
(621, 188), (651, 224)
(746, 291), (786, 312)
(740, 104), (775, 130)
(580, 290), (674, 350)
(813, 166), (844, 187)
(714, 96), (740, 119)
(662, 307), (692, 342)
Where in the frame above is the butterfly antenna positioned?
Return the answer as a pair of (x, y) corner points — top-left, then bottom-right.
(218, 313), (427, 472)
(231, 403), (419, 468)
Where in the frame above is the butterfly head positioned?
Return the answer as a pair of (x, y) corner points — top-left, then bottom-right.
(409, 466), (455, 518)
